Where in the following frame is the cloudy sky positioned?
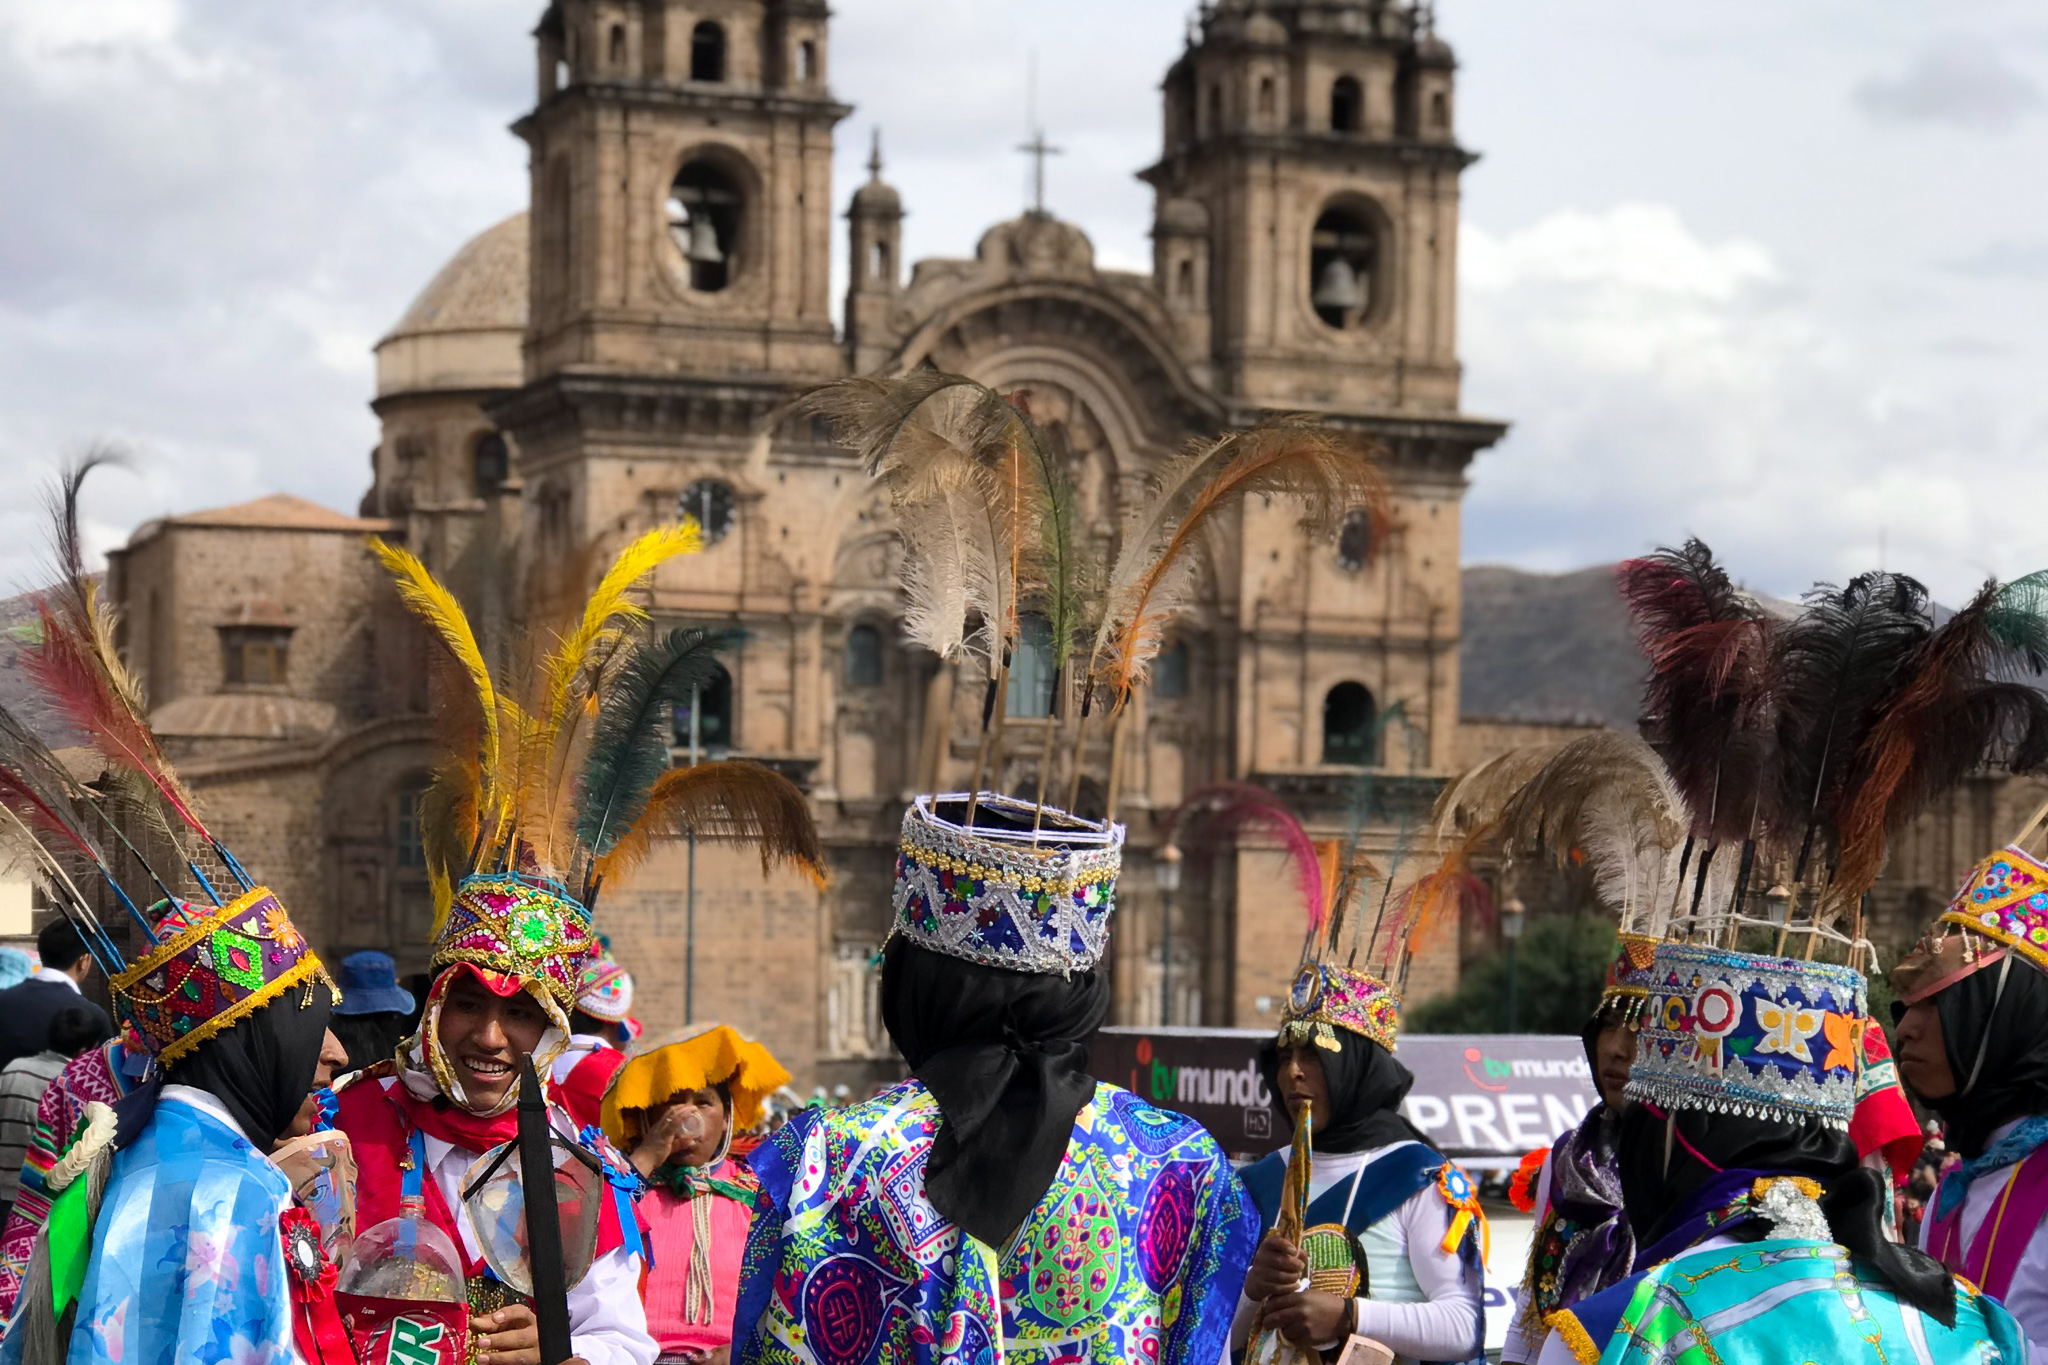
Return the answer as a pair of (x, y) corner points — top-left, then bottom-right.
(3, 0), (2045, 604)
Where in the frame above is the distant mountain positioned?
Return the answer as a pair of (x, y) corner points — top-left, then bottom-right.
(1459, 564), (1643, 729)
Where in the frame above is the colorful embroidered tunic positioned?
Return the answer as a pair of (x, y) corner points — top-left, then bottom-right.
(0, 1039), (147, 1329)
(40, 1094), (295, 1365)
(734, 1079), (1257, 1365)
(1545, 1236), (2027, 1365)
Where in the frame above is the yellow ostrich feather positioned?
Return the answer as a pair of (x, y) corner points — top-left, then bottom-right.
(371, 537), (499, 788)
(532, 520), (704, 866)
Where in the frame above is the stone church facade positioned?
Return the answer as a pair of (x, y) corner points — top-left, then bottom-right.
(105, 0), (1509, 1091)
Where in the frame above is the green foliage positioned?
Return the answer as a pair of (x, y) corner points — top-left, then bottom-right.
(1407, 914), (1618, 1034)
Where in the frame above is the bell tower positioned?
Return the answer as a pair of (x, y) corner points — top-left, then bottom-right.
(1141, 0), (1466, 419)
(518, 0), (848, 383)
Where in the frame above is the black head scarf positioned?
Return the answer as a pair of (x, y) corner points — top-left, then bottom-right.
(1615, 1102), (1955, 1324)
(179, 980), (335, 1147)
(881, 938), (1108, 1249)
(1925, 952), (2048, 1159)
(1258, 1024), (1429, 1154)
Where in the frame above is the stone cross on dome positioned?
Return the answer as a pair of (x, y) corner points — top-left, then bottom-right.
(1016, 127), (1062, 218)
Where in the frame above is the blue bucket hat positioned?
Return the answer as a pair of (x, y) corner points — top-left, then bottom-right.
(333, 949), (417, 1016)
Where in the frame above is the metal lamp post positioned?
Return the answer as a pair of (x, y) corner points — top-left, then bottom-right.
(1502, 895), (1526, 1033)
(684, 682), (701, 1022)
(1156, 845), (1182, 1027)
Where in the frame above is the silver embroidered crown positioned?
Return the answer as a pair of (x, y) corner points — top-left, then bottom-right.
(890, 792), (1124, 976)
(1627, 941), (1866, 1129)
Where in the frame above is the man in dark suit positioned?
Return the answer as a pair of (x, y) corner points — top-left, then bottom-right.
(0, 920), (112, 1071)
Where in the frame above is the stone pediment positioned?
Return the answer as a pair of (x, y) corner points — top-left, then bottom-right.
(896, 211), (1158, 338)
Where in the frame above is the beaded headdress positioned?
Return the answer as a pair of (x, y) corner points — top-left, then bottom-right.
(0, 461), (335, 1069)
(1278, 962), (1400, 1054)
(575, 945), (636, 1026)
(1627, 942), (1865, 1128)
(1893, 837), (2048, 1005)
(891, 792), (1123, 976)
(117, 890), (332, 1066)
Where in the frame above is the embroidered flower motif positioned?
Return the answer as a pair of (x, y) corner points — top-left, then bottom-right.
(1819, 1011), (1863, 1072)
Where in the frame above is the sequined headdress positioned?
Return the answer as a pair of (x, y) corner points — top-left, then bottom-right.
(370, 528), (825, 1105)
(1628, 942), (1866, 1128)
(891, 792), (1123, 976)
(1892, 824), (2048, 1006)
(0, 460), (333, 1067)
(1278, 962), (1400, 1053)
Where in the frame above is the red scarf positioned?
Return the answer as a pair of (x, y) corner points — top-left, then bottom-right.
(390, 1079), (525, 1152)
(334, 1071), (639, 1273)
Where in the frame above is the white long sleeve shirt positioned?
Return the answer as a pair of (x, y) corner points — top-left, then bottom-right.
(1498, 1147), (1556, 1365)
(420, 1130), (658, 1365)
(1230, 1144), (1484, 1364)
(1919, 1119), (2048, 1362)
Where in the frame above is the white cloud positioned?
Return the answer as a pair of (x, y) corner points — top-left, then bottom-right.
(1460, 203), (2026, 601)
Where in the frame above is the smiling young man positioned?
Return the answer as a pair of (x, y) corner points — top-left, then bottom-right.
(328, 893), (657, 1365)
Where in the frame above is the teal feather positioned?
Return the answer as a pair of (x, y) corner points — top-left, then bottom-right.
(575, 626), (743, 861)
(1022, 417), (1090, 678)
(1987, 570), (2048, 670)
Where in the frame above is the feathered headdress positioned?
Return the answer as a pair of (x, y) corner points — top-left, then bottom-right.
(371, 526), (827, 1108)
(1, 459), (332, 1065)
(802, 374), (1390, 823)
(370, 529), (827, 998)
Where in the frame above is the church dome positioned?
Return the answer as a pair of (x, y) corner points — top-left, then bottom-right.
(850, 177), (902, 216)
(374, 212), (528, 399)
(1242, 12), (1288, 46)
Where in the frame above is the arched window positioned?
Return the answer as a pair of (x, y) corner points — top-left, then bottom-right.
(690, 21), (726, 82)
(1257, 75), (1276, 116)
(845, 623), (883, 687)
(608, 22), (625, 69)
(1006, 614), (1056, 719)
(473, 431), (509, 495)
(1206, 84), (1222, 134)
(1310, 202), (1377, 330)
(1322, 682), (1377, 765)
(869, 239), (888, 281)
(1330, 75), (1362, 132)
(673, 661), (734, 758)
(1336, 509), (1373, 571)
(797, 39), (816, 82)
(1154, 640), (1189, 699)
(667, 159), (743, 292)
(1176, 257), (1195, 300)
(1429, 90), (1449, 130)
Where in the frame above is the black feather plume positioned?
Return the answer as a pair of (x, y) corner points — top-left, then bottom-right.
(1616, 539), (1775, 843)
(1770, 572), (1932, 881)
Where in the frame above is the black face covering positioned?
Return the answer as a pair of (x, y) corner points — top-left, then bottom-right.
(1258, 1025), (1429, 1155)
(1927, 953), (2048, 1159)
(1614, 1102), (1956, 1324)
(176, 980), (335, 1147)
(881, 939), (1109, 1249)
